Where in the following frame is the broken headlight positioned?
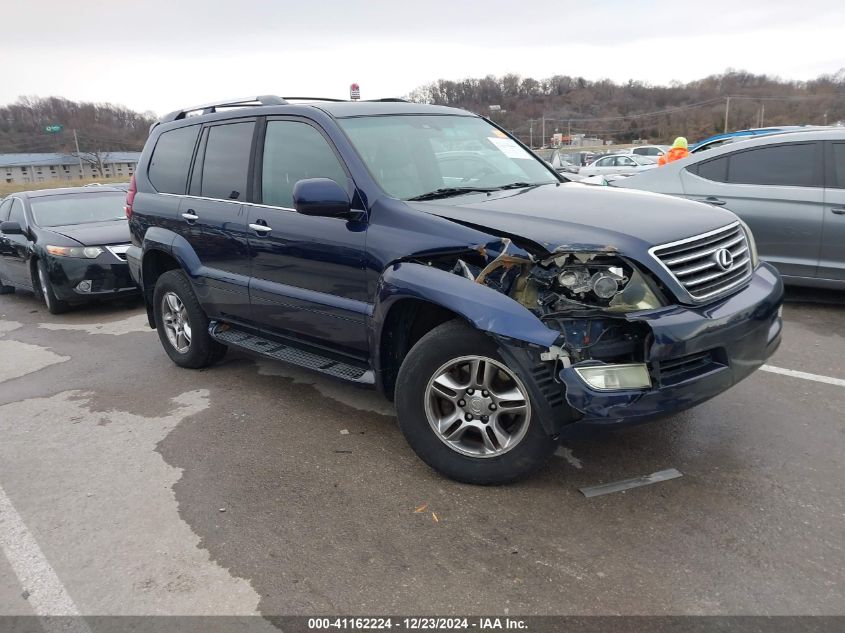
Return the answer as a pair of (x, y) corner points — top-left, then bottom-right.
(537, 253), (663, 313)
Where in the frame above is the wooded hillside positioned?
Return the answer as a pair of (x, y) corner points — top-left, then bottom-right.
(409, 70), (845, 145)
(0, 96), (155, 154)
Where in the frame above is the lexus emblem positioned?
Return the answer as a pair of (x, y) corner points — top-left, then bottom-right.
(713, 248), (734, 271)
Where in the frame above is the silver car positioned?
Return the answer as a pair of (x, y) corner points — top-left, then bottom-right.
(580, 153), (658, 177)
(617, 129), (845, 289)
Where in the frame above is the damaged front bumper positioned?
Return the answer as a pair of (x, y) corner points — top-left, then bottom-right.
(558, 262), (783, 424)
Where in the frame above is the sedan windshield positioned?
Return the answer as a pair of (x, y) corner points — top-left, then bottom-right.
(338, 115), (558, 200)
(30, 192), (126, 227)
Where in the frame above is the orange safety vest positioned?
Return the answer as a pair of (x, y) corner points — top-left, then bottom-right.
(658, 147), (690, 166)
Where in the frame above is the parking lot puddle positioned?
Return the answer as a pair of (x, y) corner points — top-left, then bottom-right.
(38, 314), (151, 336)
(0, 389), (268, 616)
(256, 359), (396, 416)
(0, 340), (69, 383)
(0, 320), (23, 336)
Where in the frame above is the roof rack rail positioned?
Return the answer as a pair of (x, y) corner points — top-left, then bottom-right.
(368, 98), (409, 103)
(158, 95), (288, 124)
(282, 97), (347, 102)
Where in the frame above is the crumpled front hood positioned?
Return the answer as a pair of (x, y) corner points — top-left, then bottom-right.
(407, 182), (737, 256)
(45, 221), (130, 246)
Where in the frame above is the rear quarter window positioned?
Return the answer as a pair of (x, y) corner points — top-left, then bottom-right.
(830, 142), (845, 189)
(148, 125), (200, 194)
(691, 155), (729, 182)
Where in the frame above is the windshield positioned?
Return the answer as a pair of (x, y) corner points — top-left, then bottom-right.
(30, 192), (126, 227)
(338, 115), (558, 200)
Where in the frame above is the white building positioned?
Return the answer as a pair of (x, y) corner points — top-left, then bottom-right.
(0, 152), (141, 185)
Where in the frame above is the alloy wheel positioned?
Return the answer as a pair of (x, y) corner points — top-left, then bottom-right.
(423, 355), (531, 458)
(161, 291), (192, 353)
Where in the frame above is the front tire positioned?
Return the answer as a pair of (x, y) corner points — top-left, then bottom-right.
(153, 270), (227, 369)
(36, 260), (69, 314)
(395, 320), (557, 485)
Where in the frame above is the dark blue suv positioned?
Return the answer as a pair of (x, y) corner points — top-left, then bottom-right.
(126, 96), (783, 484)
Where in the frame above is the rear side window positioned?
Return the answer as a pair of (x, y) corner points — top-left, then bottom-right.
(830, 143), (845, 189)
(261, 121), (347, 208)
(694, 155), (729, 182)
(727, 143), (817, 187)
(148, 125), (200, 194)
(200, 122), (255, 200)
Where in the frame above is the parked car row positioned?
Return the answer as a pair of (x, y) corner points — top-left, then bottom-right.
(0, 186), (137, 312)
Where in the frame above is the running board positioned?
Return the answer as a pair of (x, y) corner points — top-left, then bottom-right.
(209, 324), (374, 384)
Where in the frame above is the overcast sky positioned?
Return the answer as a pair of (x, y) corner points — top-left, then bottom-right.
(2, 0), (844, 115)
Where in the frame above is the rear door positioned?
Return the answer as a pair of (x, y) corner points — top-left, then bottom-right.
(182, 119), (256, 324)
(588, 156), (615, 175)
(820, 141), (845, 282)
(615, 155), (639, 174)
(680, 141), (824, 279)
(243, 117), (368, 355)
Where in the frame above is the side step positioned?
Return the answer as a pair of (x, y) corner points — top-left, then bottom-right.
(209, 324), (374, 384)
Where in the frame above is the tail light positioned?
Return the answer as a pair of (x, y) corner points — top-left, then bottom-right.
(125, 174), (137, 219)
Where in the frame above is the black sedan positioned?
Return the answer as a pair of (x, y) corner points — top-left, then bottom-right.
(0, 187), (139, 313)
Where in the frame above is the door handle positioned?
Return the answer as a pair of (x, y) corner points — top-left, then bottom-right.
(831, 207), (845, 215)
(181, 211), (199, 222)
(249, 222), (273, 234)
(704, 197), (727, 206)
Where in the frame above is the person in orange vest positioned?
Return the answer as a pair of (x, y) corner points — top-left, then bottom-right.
(658, 137), (690, 166)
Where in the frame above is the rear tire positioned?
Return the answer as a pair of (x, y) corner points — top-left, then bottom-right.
(36, 261), (69, 314)
(153, 270), (227, 369)
(395, 320), (557, 485)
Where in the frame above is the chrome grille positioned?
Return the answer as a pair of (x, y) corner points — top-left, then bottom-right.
(650, 223), (753, 301)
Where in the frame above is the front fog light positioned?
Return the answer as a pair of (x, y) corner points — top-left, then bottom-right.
(76, 280), (92, 292)
(574, 363), (652, 391)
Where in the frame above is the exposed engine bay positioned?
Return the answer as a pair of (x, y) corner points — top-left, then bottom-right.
(420, 238), (666, 366)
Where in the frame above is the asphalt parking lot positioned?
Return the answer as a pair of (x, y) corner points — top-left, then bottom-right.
(0, 288), (844, 618)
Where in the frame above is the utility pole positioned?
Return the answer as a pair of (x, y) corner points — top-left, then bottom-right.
(567, 120), (571, 146)
(823, 110), (828, 125)
(73, 129), (84, 179)
(724, 96), (731, 134)
(760, 103), (765, 127)
(541, 116), (546, 148)
(529, 120), (534, 149)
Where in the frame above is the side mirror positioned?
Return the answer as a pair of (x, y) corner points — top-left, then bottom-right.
(0, 221), (23, 235)
(292, 178), (351, 218)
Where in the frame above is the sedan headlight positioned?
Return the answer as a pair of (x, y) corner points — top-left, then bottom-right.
(46, 245), (103, 259)
(737, 219), (759, 268)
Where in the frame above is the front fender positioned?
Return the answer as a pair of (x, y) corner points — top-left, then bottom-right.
(373, 261), (558, 347)
(372, 262), (569, 435)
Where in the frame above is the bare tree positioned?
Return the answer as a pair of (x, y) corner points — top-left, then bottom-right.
(74, 148), (108, 178)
